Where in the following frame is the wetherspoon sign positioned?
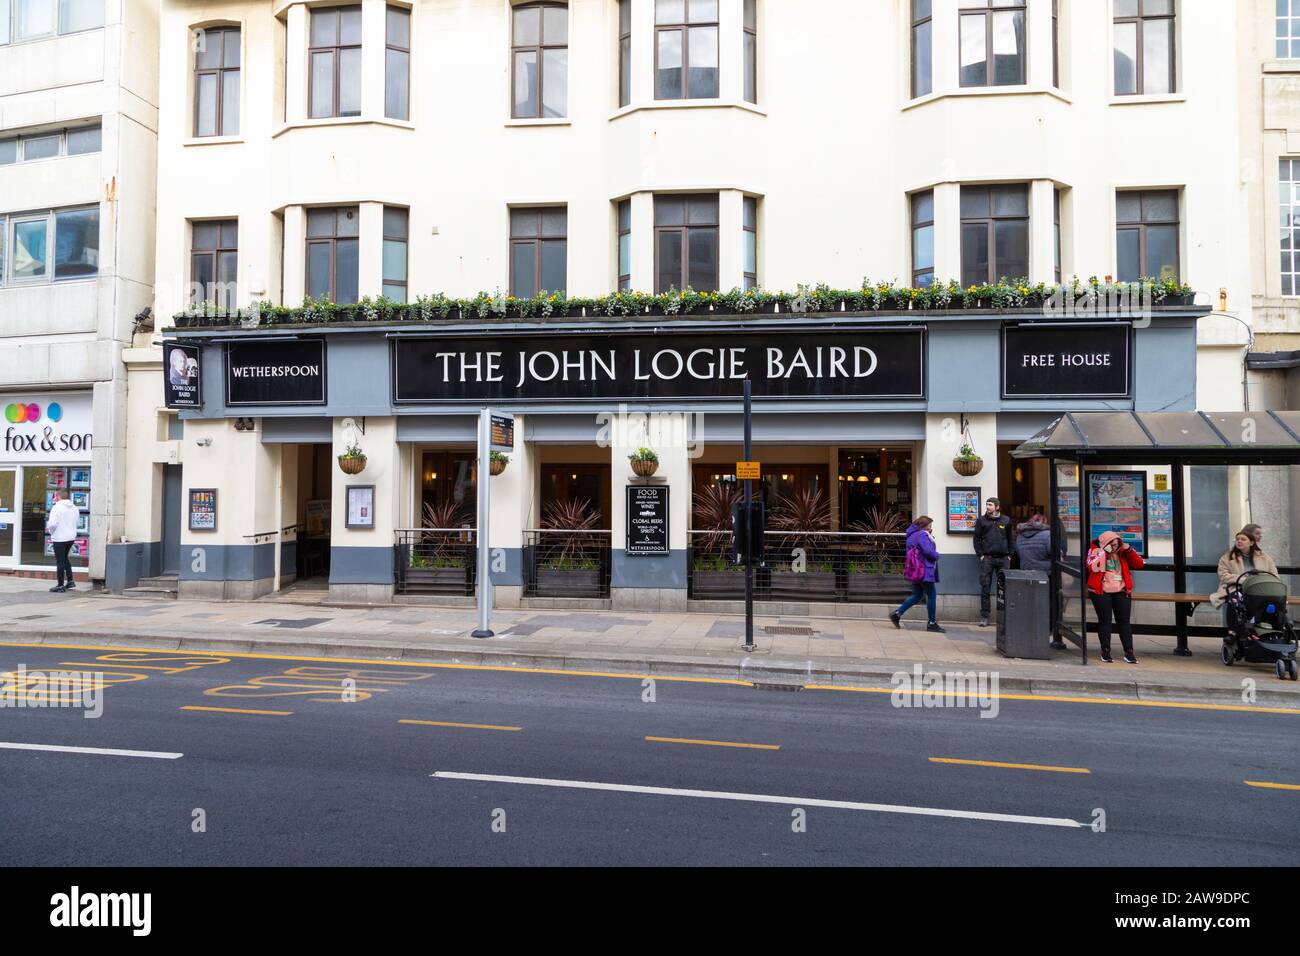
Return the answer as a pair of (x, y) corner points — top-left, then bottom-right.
(393, 329), (926, 403)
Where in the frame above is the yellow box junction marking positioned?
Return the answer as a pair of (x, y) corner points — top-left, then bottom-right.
(204, 665), (434, 704)
(181, 705), (294, 717)
(400, 719), (522, 732)
(645, 736), (780, 751)
(930, 756), (1090, 775)
(1245, 780), (1300, 791)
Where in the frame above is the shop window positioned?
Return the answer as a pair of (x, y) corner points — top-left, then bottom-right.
(21, 466), (91, 569)
(655, 0), (718, 100)
(692, 462), (829, 527)
(959, 0), (1026, 89)
(385, 5), (410, 121)
(383, 206), (408, 302)
(911, 0), (932, 98)
(421, 450), (476, 526)
(540, 464), (611, 529)
(510, 206), (567, 297)
(911, 190), (934, 287)
(1114, 0), (1174, 96)
(1116, 189), (1178, 282)
(655, 193), (718, 293)
(960, 184), (1028, 285)
(194, 25), (240, 137)
(838, 449), (913, 530)
(190, 219), (238, 310)
(305, 206), (359, 304)
(616, 199), (631, 290)
(309, 6), (362, 119)
(512, 2), (567, 118)
(742, 196), (758, 290)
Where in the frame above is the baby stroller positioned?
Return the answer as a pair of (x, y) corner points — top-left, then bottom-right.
(1221, 570), (1300, 680)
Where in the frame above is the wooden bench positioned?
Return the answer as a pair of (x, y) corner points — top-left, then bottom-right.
(1131, 592), (1300, 612)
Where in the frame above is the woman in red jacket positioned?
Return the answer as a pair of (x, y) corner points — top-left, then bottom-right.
(1086, 530), (1145, 664)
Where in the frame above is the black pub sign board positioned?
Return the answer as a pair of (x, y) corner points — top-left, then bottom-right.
(226, 340), (328, 406)
(393, 329), (926, 403)
(1003, 324), (1131, 399)
(626, 486), (669, 556)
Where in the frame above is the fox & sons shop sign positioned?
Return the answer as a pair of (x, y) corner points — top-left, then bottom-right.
(393, 329), (926, 403)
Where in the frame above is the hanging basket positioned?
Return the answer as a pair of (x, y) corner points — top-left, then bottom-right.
(630, 458), (659, 478)
(489, 457), (507, 477)
(338, 455), (367, 476)
(952, 456), (984, 477)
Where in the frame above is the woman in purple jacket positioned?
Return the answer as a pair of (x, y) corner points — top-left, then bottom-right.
(889, 516), (945, 633)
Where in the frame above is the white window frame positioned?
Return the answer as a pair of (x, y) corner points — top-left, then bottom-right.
(1, 205), (99, 287)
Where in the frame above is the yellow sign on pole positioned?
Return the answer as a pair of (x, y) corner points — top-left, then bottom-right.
(735, 461), (761, 480)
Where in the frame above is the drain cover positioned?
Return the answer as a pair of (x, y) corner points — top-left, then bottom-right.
(763, 625), (815, 636)
(249, 617), (332, 630)
(752, 682), (804, 692)
(15, 614), (49, 621)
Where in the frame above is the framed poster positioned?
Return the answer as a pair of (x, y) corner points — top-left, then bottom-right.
(188, 488), (217, 532)
(1148, 489), (1173, 536)
(72, 536), (88, 558)
(626, 486), (669, 556)
(76, 512), (89, 534)
(345, 485), (375, 530)
(946, 487), (981, 535)
(1087, 472), (1147, 552)
(163, 341), (202, 409)
(46, 468), (67, 489)
(1057, 488), (1081, 533)
(69, 469), (91, 489)
(71, 491), (90, 510)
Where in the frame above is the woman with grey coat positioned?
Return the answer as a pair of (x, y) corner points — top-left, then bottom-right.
(1014, 514), (1054, 574)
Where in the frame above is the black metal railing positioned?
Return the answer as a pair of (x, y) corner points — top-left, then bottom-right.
(524, 529), (612, 598)
(394, 527), (476, 596)
(688, 531), (909, 603)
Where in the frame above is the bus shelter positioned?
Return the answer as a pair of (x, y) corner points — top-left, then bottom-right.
(1012, 411), (1300, 664)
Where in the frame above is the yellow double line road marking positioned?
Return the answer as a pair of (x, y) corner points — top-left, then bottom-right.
(181, 705), (293, 716)
(400, 719), (522, 732)
(1245, 780), (1300, 791)
(646, 736), (780, 751)
(930, 756), (1090, 774)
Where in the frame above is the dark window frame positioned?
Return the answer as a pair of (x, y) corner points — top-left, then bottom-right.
(617, 199), (631, 291)
(1114, 0), (1175, 96)
(193, 25), (240, 137)
(1116, 188), (1180, 282)
(911, 189), (934, 287)
(959, 0), (1027, 89)
(911, 0), (932, 99)
(742, 195), (758, 290)
(309, 5), (363, 120)
(654, 1), (719, 101)
(511, 1), (568, 119)
(960, 183), (1029, 286)
(190, 218), (238, 310)
(743, 0), (757, 104)
(385, 4), (410, 121)
(510, 206), (568, 297)
(305, 205), (360, 304)
(618, 0), (632, 107)
(382, 205), (408, 302)
(653, 193), (719, 293)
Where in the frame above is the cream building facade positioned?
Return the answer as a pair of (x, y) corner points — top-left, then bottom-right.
(116, 0), (1268, 614)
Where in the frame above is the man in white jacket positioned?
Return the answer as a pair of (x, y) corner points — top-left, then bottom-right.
(45, 490), (80, 593)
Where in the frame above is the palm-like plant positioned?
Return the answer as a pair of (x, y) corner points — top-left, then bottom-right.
(540, 497), (601, 567)
(848, 506), (907, 573)
(770, 487), (831, 570)
(418, 500), (472, 567)
(692, 482), (742, 560)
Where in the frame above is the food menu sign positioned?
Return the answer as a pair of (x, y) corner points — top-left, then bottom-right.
(1087, 472), (1147, 552)
(189, 488), (218, 532)
(625, 486), (669, 556)
(946, 487), (981, 535)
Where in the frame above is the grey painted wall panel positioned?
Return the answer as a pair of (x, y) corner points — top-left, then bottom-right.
(178, 543), (276, 581)
(612, 550), (688, 588)
(330, 546), (394, 584)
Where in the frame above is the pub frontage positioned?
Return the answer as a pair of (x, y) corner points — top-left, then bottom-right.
(111, 300), (1207, 618)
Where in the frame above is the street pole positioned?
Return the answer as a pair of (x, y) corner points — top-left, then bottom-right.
(471, 407), (493, 639)
(742, 378), (755, 652)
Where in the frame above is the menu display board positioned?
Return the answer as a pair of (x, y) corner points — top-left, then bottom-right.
(346, 485), (376, 529)
(1148, 489), (1173, 536)
(625, 486), (669, 556)
(1057, 488), (1081, 533)
(1087, 472), (1147, 551)
(189, 489), (218, 532)
(946, 487), (981, 535)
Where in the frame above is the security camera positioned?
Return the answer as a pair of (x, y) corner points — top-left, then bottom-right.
(196, 437), (212, 447)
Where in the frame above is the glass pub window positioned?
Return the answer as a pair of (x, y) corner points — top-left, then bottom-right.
(618, 0), (632, 107)
(305, 206), (360, 303)
(510, 207), (567, 297)
(1114, 0), (1174, 95)
(960, 184), (1028, 286)
(617, 199), (631, 290)
(742, 195), (757, 290)
(655, 0), (718, 100)
(191, 220), (238, 311)
(911, 190), (934, 287)
(1282, 159), (1300, 295)
(385, 5), (410, 121)
(1280, 0), (1300, 58)
(513, 3), (567, 119)
(309, 6), (363, 119)
(1116, 190), (1179, 282)
(912, 0), (932, 98)
(959, 0), (1026, 88)
(1054, 187), (1062, 283)
(654, 194), (718, 293)
(383, 206), (408, 302)
(194, 26), (240, 137)
(743, 0), (756, 104)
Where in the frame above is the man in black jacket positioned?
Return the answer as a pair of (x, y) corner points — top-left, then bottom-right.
(973, 497), (1014, 627)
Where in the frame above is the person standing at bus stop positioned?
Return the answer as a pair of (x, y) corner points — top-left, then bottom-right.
(974, 497), (1014, 627)
(1086, 530), (1145, 664)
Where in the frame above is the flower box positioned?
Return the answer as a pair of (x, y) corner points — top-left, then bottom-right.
(692, 569), (746, 599)
(768, 570), (838, 601)
(536, 568), (601, 597)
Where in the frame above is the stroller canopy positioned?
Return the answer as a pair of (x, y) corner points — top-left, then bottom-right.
(1238, 571), (1289, 600)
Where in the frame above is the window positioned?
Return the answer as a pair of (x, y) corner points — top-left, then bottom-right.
(190, 219), (237, 311)
(510, 207), (567, 296)
(618, 0), (632, 107)
(742, 195), (757, 290)
(959, 0), (1026, 88)
(743, 0), (757, 104)
(655, 0), (718, 100)
(1114, 0), (1174, 96)
(960, 184), (1028, 285)
(309, 6), (362, 119)
(1053, 187), (1062, 283)
(655, 194), (717, 292)
(385, 6), (410, 121)
(383, 206), (408, 302)
(0, 205), (98, 285)
(0, 125), (101, 164)
(1279, 0), (1300, 58)
(512, 3), (567, 119)
(194, 26), (239, 137)
(912, 0), (932, 98)
(305, 206), (359, 303)
(911, 190), (934, 287)
(2, 0), (102, 43)
(617, 199), (631, 291)
(1282, 160), (1300, 295)
(1116, 190), (1178, 282)
(1052, 0), (1059, 87)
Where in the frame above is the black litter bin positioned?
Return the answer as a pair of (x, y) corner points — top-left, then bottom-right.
(996, 569), (1051, 659)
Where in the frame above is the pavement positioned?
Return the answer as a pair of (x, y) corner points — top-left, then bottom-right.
(1, 575), (1298, 708)
(1, 642), (1297, 866)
